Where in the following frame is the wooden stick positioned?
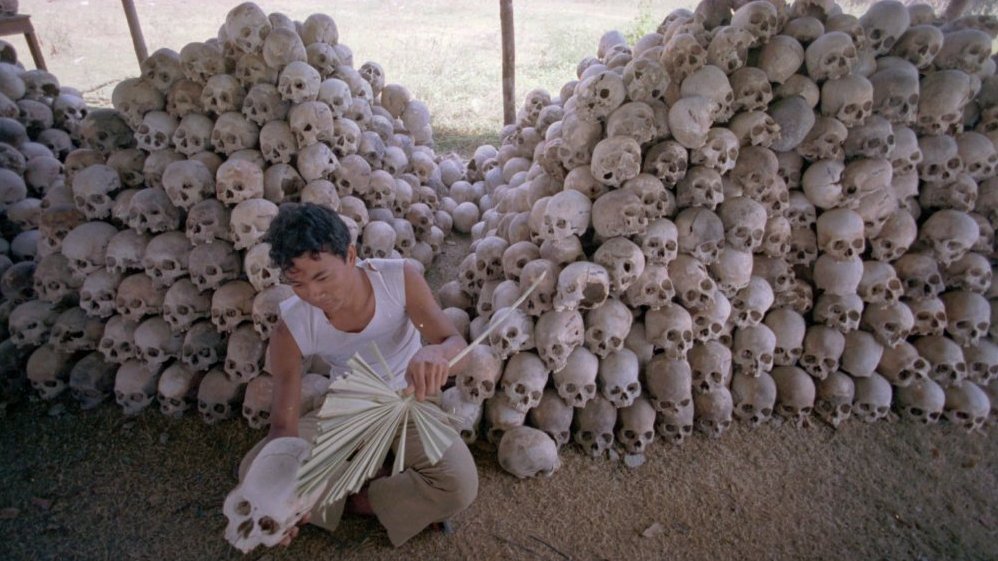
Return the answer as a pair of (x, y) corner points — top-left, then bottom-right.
(447, 270), (546, 368)
(500, 0), (515, 125)
(120, 0), (148, 66)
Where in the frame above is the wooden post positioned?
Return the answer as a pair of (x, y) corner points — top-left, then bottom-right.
(500, 0), (515, 125)
(121, 0), (148, 66)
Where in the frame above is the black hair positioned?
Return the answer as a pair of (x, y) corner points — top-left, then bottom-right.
(263, 202), (351, 271)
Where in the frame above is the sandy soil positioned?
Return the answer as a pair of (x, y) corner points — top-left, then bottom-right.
(1, 234), (996, 561)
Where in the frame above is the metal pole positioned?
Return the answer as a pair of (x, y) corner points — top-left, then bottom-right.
(121, 0), (148, 66)
(500, 0), (515, 125)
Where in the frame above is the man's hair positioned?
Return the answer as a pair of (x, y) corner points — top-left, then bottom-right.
(263, 202), (351, 271)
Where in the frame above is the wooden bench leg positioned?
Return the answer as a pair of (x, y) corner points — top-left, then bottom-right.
(23, 24), (45, 70)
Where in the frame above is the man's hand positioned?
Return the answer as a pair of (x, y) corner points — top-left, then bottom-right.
(404, 345), (450, 401)
(278, 513), (310, 547)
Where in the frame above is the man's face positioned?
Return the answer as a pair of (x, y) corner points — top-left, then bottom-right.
(282, 247), (356, 313)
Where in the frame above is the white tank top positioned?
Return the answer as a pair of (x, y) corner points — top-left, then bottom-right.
(278, 258), (422, 392)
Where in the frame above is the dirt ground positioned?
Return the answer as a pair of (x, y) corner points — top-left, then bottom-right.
(1, 234), (997, 561)
(0, 1), (996, 559)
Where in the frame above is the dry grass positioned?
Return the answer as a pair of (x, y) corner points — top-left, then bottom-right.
(7, 0), (679, 155)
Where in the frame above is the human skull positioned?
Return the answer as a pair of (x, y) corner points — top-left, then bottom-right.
(861, 301), (914, 348)
(852, 373), (893, 423)
(197, 367), (244, 424)
(572, 395), (617, 457)
(186, 199), (232, 245)
(772, 366), (815, 428)
(134, 316), (183, 366)
(230, 198), (278, 250)
(896, 378), (945, 424)
(551, 346), (599, 408)
(68, 352), (117, 410)
(114, 359), (162, 415)
(799, 325), (845, 380)
(211, 280), (256, 333)
(598, 348), (641, 408)
(182, 320), (227, 371)
(98, 315), (138, 364)
(534, 309), (584, 373)
(157, 362), (203, 418)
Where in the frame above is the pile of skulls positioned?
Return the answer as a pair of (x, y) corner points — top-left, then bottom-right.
(0, 37), (94, 402)
(437, 0), (998, 478)
(1, 2), (458, 428)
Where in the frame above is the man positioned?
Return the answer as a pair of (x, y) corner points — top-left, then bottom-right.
(246, 202), (477, 547)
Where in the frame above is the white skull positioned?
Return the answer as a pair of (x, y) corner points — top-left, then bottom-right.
(616, 397), (656, 455)
(772, 366), (816, 428)
(484, 393), (527, 445)
(805, 31), (857, 82)
(877, 340), (931, 387)
(71, 164), (120, 220)
(242, 83), (289, 127)
(230, 198), (278, 250)
(251, 284), (293, 339)
(853, 373), (893, 423)
(907, 297), (948, 338)
(497, 426), (560, 479)
(917, 209), (979, 268)
(197, 367), (244, 424)
(645, 303), (694, 360)
(163, 278), (211, 333)
(764, 308), (806, 367)
(158, 362), (203, 418)
(572, 395), (617, 457)
(134, 316), (183, 366)
(527, 388), (573, 449)
(134, 111), (178, 152)
(694, 387), (733, 438)
(551, 346), (599, 408)
(259, 121), (298, 165)
(68, 352), (118, 410)
(186, 199), (232, 245)
(583, 298), (631, 359)
(896, 378), (945, 424)
(862, 301), (915, 348)
(943, 381), (991, 433)
(815, 370), (855, 429)
(732, 324), (777, 377)
(49, 306), (104, 353)
(62, 221), (117, 281)
(142, 231), (192, 288)
(26, 344), (74, 400)
(98, 315), (139, 364)
(182, 320), (227, 371)
(162, 159), (214, 210)
(126, 187), (182, 235)
(534, 309), (584, 373)
(211, 112), (259, 156)
(895, 252), (946, 301)
(499, 351), (548, 413)
(224, 323), (265, 383)
(441, 386), (484, 444)
(800, 325), (845, 380)
(816, 208), (865, 259)
(941, 291), (990, 347)
(114, 359), (162, 415)
(598, 348), (641, 408)
(211, 280), (256, 333)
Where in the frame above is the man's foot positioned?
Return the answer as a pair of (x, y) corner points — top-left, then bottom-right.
(428, 520), (454, 535)
(345, 488), (375, 516)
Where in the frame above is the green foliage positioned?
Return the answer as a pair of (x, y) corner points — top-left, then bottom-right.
(625, 0), (660, 45)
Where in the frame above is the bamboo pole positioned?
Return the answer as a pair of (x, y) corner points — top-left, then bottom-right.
(500, 0), (515, 125)
(121, 0), (148, 66)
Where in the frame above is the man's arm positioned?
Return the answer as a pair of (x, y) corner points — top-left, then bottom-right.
(267, 319), (304, 439)
(403, 260), (468, 400)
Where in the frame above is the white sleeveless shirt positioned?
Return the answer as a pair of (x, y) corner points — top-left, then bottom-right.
(278, 258), (422, 391)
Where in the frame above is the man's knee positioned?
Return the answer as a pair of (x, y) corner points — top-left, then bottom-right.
(435, 441), (479, 515)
